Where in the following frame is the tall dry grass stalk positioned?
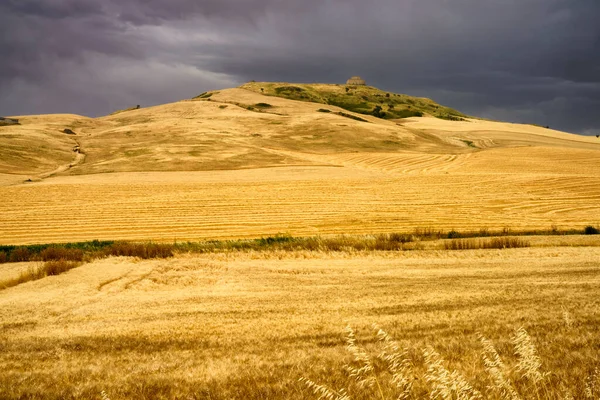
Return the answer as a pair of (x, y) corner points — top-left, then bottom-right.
(444, 237), (530, 250)
(0, 260), (81, 290)
(376, 327), (412, 399)
(479, 335), (521, 400)
(302, 325), (598, 400)
(344, 326), (385, 398)
(584, 368), (599, 399)
(423, 346), (483, 400)
(511, 328), (546, 386)
(298, 378), (351, 400)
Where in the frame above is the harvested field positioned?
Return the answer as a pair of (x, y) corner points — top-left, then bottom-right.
(1, 163), (599, 244)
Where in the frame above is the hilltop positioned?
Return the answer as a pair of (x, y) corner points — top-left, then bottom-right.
(239, 81), (467, 120)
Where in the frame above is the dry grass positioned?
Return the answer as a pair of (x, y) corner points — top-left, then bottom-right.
(39, 246), (84, 262)
(8, 246), (31, 262)
(2, 167), (600, 244)
(0, 260), (81, 290)
(1, 233), (596, 290)
(0, 247), (599, 399)
(302, 326), (596, 399)
(444, 237), (530, 250)
(105, 242), (174, 259)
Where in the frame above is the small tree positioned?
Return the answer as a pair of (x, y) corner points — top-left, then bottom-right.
(371, 105), (386, 118)
(584, 225), (599, 235)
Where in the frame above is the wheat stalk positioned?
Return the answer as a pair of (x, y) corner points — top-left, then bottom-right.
(478, 334), (521, 400)
(376, 327), (413, 399)
(423, 346), (482, 400)
(344, 325), (386, 399)
(511, 328), (545, 385)
(584, 367), (600, 399)
(344, 326), (376, 388)
(562, 307), (573, 329)
(299, 377), (352, 400)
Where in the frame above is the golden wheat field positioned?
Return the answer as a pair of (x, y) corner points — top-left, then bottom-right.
(1, 84), (600, 399)
(1, 246), (600, 399)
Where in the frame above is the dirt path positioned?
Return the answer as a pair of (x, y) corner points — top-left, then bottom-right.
(37, 138), (85, 180)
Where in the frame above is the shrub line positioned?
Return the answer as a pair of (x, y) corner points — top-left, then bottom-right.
(0, 225), (597, 289)
(1, 225), (598, 265)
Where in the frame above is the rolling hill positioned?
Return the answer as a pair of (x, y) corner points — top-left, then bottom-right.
(1, 82), (599, 244)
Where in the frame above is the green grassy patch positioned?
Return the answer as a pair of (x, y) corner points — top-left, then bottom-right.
(461, 139), (477, 148)
(390, 109), (424, 119)
(254, 103), (273, 108)
(336, 112), (369, 122)
(193, 92), (215, 99)
(110, 105), (141, 115)
(241, 82), (468, 121)
(437, 114), (467, 121)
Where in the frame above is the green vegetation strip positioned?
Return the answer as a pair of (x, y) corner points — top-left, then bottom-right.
(243, 82), (468, 120)
(1, 226), (598, 289)
(1, 225), (598, 265)
(337, 111), (369, 122)
(193, 91), (214, 99)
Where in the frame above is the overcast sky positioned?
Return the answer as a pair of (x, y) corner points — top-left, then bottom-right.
(1, 0), (599, 135)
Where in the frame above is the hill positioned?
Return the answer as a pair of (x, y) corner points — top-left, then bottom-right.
(0, 82), (599, 243)
(1, 82), (597, 180)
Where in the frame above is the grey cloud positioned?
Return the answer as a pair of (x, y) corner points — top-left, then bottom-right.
(2, 0), (102, 19)
(1, 0), (599, 135)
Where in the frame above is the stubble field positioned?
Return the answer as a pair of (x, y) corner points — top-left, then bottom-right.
(1, 154), (600, 245)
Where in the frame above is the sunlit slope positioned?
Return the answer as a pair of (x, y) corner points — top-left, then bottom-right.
(0, 90), (405, 179)
(71, 88), (420, 175)
(0, 114), (90, 184)
(240, 81), (468, 119)
(2, 85), (599, 181)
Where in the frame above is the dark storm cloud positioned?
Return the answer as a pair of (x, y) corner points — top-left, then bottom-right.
(1, 0), (599, 135)
(4, 0), (102, 19)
